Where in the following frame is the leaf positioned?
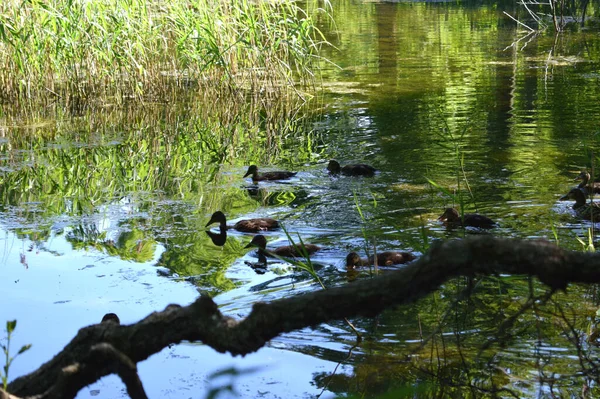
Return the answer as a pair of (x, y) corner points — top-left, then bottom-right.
(18, 344), (32, 354)
(6, 320), (16, 334)
(425, 177), (456, 200)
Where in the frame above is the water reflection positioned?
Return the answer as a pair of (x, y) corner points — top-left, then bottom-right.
(2, 0), (600, 397)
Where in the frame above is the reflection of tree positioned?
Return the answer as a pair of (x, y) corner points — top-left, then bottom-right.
(66, 220), (156, 263)
(245, 186), (308, 207)
(156, 231), (245, 295)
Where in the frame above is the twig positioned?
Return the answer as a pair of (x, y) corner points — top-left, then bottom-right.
(503, 11), (535, 31)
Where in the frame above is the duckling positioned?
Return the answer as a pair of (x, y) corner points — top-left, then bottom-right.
(345, 251), (416, 269)
(327, 160), (376, 177)
(101, 313), (120, 325)
(575, 171), (600, 195)
(243, 165), (297, 182)
(438, 207), (496, 229)
(560, 188), (600, 220)
(244, 234), (321, 258)
(205, 211), (279, 233)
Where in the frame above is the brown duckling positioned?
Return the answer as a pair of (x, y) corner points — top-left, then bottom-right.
(575, 171), (600, 195)
(560, 188), (600, 220)
(243, 165), (297, 182)
(345, 251), (416, 269)
(244, 234), (321, 258)
(101, 313), (120, 325)
(438, 207), (496, 229)
(327, 160), (376, 177)
(206, 211), (279, 233)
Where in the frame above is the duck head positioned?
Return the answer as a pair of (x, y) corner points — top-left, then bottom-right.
(345, 252), (361, 268)
(327, 160), (341, 174)
(244, 234), (268, 250)
(576, 170), (591, 182)
(206, 211), (227, 227)
(243, 165), (258, 178)
(438, 207), (460, 222)
(101, 313), (120, 325)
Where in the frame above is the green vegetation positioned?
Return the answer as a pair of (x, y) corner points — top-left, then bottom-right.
(0, 0), (327, 103)
(2, 0), (600, 397)
(1, 320), (31, 390)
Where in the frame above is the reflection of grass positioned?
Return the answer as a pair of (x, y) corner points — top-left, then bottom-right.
(0, 103), (317, 217)
(157, 226), (246, 295)
(66, 223), (156, 263)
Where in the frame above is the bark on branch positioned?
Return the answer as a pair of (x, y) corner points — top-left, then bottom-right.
(8, 236), (600, 397)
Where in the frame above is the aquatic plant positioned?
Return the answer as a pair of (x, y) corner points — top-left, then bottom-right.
(426, 113), (476, 236)
(1, 320), (31, 390)
(0, 0), (329, 104)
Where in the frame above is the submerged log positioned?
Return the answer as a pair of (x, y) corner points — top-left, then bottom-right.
(8, 236), (600, 398)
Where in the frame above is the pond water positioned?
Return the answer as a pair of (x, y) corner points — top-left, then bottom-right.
(2, 0), (600, 398)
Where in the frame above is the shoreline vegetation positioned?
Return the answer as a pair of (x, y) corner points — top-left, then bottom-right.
(0, 0), (329, 105)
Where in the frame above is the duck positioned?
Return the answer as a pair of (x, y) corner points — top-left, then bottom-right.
(438, 207), (496, 229)
(345, 251), (416, 269)
(243, 165), (297, 182)
(244, 234), (321, 258)
(560, 188), (600, 220)
(575, 171), (600, 195)
(101, 313), (120, 325)
(327, 160), (376, 177)
(205, 211), (279, 233)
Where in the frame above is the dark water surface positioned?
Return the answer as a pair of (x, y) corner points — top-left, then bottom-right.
(2, 1), (600, 398)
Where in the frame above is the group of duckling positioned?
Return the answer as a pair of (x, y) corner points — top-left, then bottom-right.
(560, 170), (600, 220)
(205, 161), (502, 271)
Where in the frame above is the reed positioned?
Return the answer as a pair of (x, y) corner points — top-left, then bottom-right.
(0, 0), (328, 104)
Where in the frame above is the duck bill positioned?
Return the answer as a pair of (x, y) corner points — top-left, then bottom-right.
(205, 217), (216, 228)
(243, 171), (252, 178)
(437, 216), (446, 221)
(244, 242), (255, 249)
(559, 194), (570, 201)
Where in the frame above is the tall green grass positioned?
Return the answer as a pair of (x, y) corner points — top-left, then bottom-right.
(0, 0), (328, 103)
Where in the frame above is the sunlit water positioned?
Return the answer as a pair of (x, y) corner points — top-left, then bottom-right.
(2, 1), (600, 398)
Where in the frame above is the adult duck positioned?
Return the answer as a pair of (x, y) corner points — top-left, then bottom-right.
(575, 171), (600, 195)
(244, 234), (321, 258)
(560, 188), (600, 220)
(327, 160), (376, 177)
(345, 251), (416, 269)
(438, 207), (496, 229)
(205, 211), (279, 233)
(243, 165), (297, 182)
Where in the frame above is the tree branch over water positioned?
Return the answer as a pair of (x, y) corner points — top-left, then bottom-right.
(7, 236), (600, 398)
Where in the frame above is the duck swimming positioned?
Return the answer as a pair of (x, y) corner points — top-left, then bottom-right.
(345, 251), (416, 269)
(243, 165), (297, 182)
(244, 234), (321, 258)
(327, 160), (376, 177)
(575, 171), (600, 195)
(206, 211), (279, 233)
(438, 207), (496, 229)
(560, 188), (600, 220)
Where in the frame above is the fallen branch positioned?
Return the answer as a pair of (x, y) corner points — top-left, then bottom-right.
(8, 236), (600, 397)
